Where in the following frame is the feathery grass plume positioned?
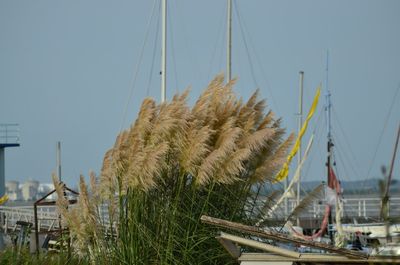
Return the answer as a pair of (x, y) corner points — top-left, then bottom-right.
(52, 173), (69, 226)
(53, 174), (91, 257)
(257, 110), (275, 130)
(78, 175), (97, 227)
(241, 127), (276, 154)
(214, 147), (252, 184)
(150, 89), (190, 144)
(54, 173), (109, 262)
(132, 98), (157, 141)
(99, 149), (114, 196)
(251, 133), (295, 183)
(245, 119), (288, 183)
(68, 74), (294, 264)
(107, 130), (130, 188)
(98, 150), (118, 237)
(285, 183), (324, 224)
(236, 90), (266, 135)
(178, 121), (213, 176)
(210, 81), (237, 128)
(126, 142), (169, 191)
(254, 189), (282, 226)
(75, 175), (104, 261)
(196, 118), (242, 185)
(191, 74), (225, 118)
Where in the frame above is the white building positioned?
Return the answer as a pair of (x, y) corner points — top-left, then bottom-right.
(5, 180), (22, 201)
(21, 179), (39, 201)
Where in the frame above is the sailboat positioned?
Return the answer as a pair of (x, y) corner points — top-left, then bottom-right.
(159, 0), (399, 255)
(252, 49), (400, 255)
(341, 124), (400, 254)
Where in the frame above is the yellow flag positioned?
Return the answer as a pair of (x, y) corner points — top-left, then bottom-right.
(274, 86), (321, 182)
(0, 194), (8, 205)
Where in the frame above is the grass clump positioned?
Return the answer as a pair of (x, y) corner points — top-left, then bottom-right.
(0, 247), (88, 265)
(56, 74), (292, 264)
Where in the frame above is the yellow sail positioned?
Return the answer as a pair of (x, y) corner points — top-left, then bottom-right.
(274, 86), (321, 182)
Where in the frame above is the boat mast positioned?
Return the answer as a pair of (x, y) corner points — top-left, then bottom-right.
(161, 0), (167, 102)
(325, 51), (334, 245)
(296, 71), (304, 226)
(382, 124), (400, 242)
(384, 124), (400, 200)
(56, 141), (62, 182)
(226, 0), (232, 82)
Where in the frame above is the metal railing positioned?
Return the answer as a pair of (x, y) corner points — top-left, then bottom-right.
(0, 205), (114, 234)
(0, 124), (20, 144)
(283, 196), (400, 220)
(0, 206), (60, 233)
(1, 196), (399, 233)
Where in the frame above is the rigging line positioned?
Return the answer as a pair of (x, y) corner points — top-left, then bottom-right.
(206, 4), (226, 81)
(233, 0), (280, 115)
(217, 5), (227, 80)
(361, 82), (400, 191)
(233, 0), (259, 89)
(119, 0), (158, 131)
(331, 140), (352, 184)
(175, 1), (203, 86)
(301, 105), (325, 181)
(331, 153), (341, 181)
(331, 148), (348, 186)
(146, 1), (161, 97)
(331, 106), (361, 178)
(331, 131), (360, 181)
(301, 104), (326, 182)
(167, 0), (179, 94)
(333, 132), (359, 183)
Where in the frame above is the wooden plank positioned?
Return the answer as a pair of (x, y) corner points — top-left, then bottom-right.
(239, 253), (400, 264)
(218, 232), (301, 259)
(200, 215), (368, 259)
(216, 236), (241, 258)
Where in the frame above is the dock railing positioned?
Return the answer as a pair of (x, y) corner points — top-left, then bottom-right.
(285, 196), (400, 220)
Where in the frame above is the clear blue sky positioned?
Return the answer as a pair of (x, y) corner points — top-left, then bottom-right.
(0, 0), (399, 188)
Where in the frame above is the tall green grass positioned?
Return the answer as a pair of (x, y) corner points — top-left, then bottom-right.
(0, 247), (88, 265)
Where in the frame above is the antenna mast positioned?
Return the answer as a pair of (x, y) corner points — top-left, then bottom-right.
(296, 71), (304, 226)
(325, 50), (334, 245)
(56, 141), (62, 182)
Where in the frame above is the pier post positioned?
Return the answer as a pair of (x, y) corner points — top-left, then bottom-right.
(0, 148), (4, 197)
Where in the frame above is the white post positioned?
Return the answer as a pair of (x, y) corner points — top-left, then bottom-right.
(56, 141), (62, 182)
(0, 148), (4, 198)
(296, 71), (304, 226)
(226, 0), (232, 82)
(313, 201), (317, 218)
(363, 200), (366, 218)
(161, 0), (167, 102)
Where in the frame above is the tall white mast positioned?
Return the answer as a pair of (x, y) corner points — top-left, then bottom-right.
(57, 141), (62, 182)
(296, 71), (304, 226)
(161, 0), (167, 102)
(226, 0), (232, 82)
